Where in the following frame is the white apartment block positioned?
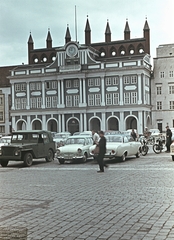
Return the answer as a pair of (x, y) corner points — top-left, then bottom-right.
(151, 44), (174, 132)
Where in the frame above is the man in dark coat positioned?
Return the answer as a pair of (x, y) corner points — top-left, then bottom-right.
(166, 126), (172, 152)
(97, 131), (108, 173)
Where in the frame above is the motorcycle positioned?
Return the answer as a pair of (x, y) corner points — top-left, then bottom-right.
(140, 137), (149, 156)
(153, 137), (166, 154)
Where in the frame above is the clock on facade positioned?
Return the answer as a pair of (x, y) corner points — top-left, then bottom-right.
(66, 44), (78, 57)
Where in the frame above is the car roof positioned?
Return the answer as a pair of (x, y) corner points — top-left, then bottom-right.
(12, 130), (52, 134)
(67, 135), (92, 139)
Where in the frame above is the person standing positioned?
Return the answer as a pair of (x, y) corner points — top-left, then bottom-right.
(131, 129), (137, 141)
(92, 130), (100, 144)
(166, 126), (172, 152)
(96, 130), (107, 173)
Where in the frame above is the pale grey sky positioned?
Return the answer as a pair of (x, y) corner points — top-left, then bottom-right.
(0, 0), (174, 66)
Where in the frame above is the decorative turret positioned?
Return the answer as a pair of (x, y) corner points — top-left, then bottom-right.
(46, 29), (52, 48)
(65, 25), (71, 44)
(105, 20), (111, 43)
(124, 19), (130, 40)
(85, 16), (91, 45)
(143, 18), (150, 54)
(28, 32), (34, 64)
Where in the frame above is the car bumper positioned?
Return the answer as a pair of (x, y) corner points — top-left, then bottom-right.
(57, 155), (84, 160)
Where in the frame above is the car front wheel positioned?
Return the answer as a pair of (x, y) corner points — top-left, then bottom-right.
(59, 159), (65, 164)
(0, 160), (9, 167)
(81, 153), (87, 163)
(24, 152), (33, 167)
(136, 149), (141, 158)
(121, 153), (126, 162)
(172, 155), (174, 161)
(45, 149), (54, 162)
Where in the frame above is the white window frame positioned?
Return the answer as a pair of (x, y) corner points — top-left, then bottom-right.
(74, 95), (79, 106)
(21, 83), (26, 91)
(37, 97), (42, 108)
(88, 94), (94, 106)
(30, 98), (36, 108)
(95, 78), (100, 86)
(170, 101), (174, 110)
(113, 77), (118, 85)
(36, 82), (41, 90)
(160, 72), (165, 78)
(113, 93), (119, 105)
(124, 76), (130, 84)
(131, 92), (137, 104)
(66, 95), (72, 107)
(157, 86), (162, 95)
(21, 98), (27, 109)
(46, 96), (51, 108)
(0, 96), (3, 105)
(157, 101), (162, 110)
(52, 96), (57, 108)
(15, 99), (21, 109)
(30, 83), (35, 91)
(66, 80), (71, 88)
(124, 92), (130, 104)
(106, 93), (112, 105)
(106, 77), (111, 86)
(0, 111), (3, 121)
(131, 76), (137, 84)
(15, 84), (20, 92)
(88, 79), (94, 87)
(169, 71), (174, 78)
(52, 81), (57, 89)
(169, 85), (174, 94)
(74, 80), (79, 88)
(95, 94), (101, 106)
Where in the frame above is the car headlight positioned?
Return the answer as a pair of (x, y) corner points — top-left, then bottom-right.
(78, 148), (82, 153)
(57, 149), (60, 155)
(111, 150), (115, 154)
(14, 149), (20, 156)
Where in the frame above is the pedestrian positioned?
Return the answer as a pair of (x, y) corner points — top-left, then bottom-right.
(92, 130), (100, 144)
(144, 127), (149, 139)
(131, 129), (137, 141)
(165, 126), (172, 152)
(96, 130), (108, 173)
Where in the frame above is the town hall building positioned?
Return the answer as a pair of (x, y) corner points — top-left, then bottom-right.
(8, 18), (151, 135)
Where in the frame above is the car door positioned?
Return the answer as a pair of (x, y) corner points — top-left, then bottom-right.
(37, 133), (45, 157)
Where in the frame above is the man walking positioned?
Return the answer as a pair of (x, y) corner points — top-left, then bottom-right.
(166, 126), (172, 152)
(96, 131), (108, 173)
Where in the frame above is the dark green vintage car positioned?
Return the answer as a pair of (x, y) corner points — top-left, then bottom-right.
(0, 130), (56, 167)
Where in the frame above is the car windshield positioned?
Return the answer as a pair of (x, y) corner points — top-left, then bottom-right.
(0, 138), (11, 143)
(105, 135), (123, 143)
(54, 134), (69, 139)
(65, 138), (85, 145)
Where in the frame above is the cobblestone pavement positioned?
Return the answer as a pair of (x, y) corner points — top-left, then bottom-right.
(0, 148), (174, 240)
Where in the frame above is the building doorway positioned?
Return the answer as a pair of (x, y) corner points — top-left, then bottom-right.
(107, 117), (119, 130)
(68, 118), (79, 135)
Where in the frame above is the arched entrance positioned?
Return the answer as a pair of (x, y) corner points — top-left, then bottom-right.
(125, 116), (137, 130)
(47, 119), (58, 132)
(107, 117), (119, 130)
(17, 120), (26, 130)
(89, 118), (100, 132)
(68, 118), (79, 135)
(32, 120), (42, 130)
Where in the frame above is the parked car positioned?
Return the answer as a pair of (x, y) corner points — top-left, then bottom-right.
(79, 131), (92, 136)
(149, 129), (160, 136)
(90, 134), (141, 162)
(53, 132), (71, 147)
(56, 135), (94, 164)
(0, 130), (56, 167)
(0, 136), (11, 149)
